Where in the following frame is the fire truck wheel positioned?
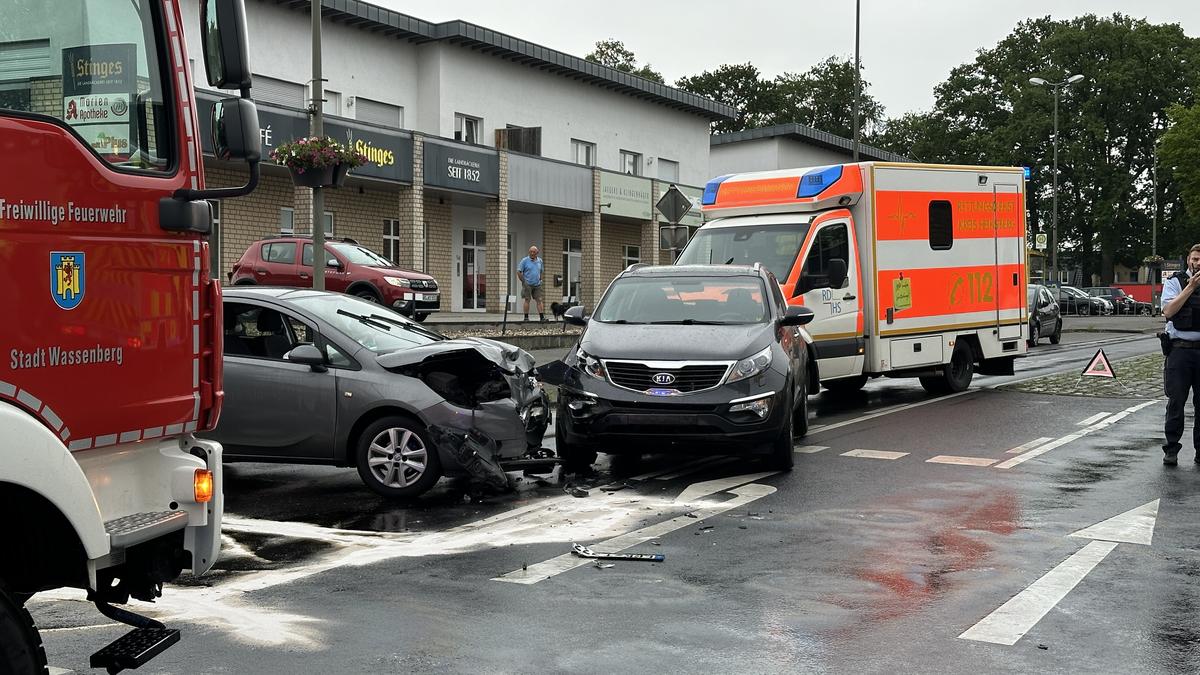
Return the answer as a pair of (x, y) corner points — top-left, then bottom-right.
(355, 416), (442, 499)
(1049, 320), (1062, 344)
(0, 586), (47, 675)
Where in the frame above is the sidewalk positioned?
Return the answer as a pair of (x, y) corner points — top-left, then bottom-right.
(1062, 314), (1163, 334)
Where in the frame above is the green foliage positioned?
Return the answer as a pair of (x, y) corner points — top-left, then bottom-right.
(773, 56), (885, 138)
(1159, 103), (1200, 238)
(585, 39), (664, 83)
(675, 63), (781, 134)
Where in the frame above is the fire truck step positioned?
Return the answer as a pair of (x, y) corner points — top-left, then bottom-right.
(104, 511), (189, 548)
(89, 627), (180, 674)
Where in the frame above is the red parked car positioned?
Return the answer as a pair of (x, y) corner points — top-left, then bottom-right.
(229, 236), (440, 321)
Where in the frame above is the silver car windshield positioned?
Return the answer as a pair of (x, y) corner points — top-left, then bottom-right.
(595, 276), (768, 325)
(290, 294), (443, 353)
(676, 223), (809, 282)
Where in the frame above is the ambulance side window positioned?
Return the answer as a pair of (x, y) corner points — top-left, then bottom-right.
(802, 223), (850, 290)
(929, 200), (953, 250)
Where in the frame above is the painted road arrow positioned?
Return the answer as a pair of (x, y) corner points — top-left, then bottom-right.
(958, 499), (1159, 646)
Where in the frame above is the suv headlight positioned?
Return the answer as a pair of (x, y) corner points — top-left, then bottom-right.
(727, 346), (772, 384)
(573, 347), (606, 380)
(384, 277), (412, 287)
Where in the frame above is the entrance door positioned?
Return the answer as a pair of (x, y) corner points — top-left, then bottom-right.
(794, 219), (862, 380)
(994, 184), (1023, 340)
(459, 228), (487, 311)
(562, 238), (581, 302)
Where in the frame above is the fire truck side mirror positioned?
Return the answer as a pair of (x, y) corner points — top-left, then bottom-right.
(201, 0), (253, 92)
(212, 98), (261, 163)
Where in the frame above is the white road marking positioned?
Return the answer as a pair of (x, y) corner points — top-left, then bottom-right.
(794, 445), (829, 454)
(674, 471), (777, 503)
(493, 482), (777, 585)
(1006, 437), (1053, 454)
(629, 457), (713, 481)
(958, 540), (1119, 645)
(1077, 412), (1112, 426)
(1069, 499), (1159, 546)
(655, 456), (737, 481)
(841, 449), (909, 460)
(926, 455), (998, 467)
(995, 400), (1158, 469)
(808, 390), (974, 436)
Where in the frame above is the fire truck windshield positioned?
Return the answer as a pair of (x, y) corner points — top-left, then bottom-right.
(0, 0), (175, 171)
(676, 222), (810, 282)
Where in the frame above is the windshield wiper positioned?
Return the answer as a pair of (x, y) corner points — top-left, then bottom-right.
(337, 308), (394, 331)
(648, 319), (731, 325)
(364, 313), (446, 340)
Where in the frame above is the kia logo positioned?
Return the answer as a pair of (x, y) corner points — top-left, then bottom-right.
(652, 372), (676, 385)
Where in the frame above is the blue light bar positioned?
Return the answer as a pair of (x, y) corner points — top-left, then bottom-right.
(797, 165), (843, 198)
(702, 175), (733, 205)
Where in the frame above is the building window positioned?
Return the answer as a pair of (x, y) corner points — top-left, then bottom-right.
(355, 97), (403, 128)
(928, 200), (953, 251)
(422, 222), (429, 272)
(322, 212), (334, 237)
(455, 113), (482, 144)
(620, 150), (642, 176)
(622, 244), (641, 269)
(322, 89), (341, 117)
(572, 139), (596, 167)
(384, 219), (400, 264)
(208, 200), (222, 279)
(280, 208), (294, 234)
(657, 158), (679, 183)
(252, 74), (305, 108)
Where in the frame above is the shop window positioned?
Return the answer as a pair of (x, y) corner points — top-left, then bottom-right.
(384, 219), (400, 264)
(622, 245), (641, 269)
(657, 158), (679, 183)
(620, 150), (642, 176)
(572, 139), (596, 167)
(929, 200), (953, 250)
(455, 113), (482, 144)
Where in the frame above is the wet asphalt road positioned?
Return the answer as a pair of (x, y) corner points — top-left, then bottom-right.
(32, 331), (1200, 674)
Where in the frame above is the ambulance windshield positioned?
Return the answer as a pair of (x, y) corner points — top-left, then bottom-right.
(676, 223), (809, 281)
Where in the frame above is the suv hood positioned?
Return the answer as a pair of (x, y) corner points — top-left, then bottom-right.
(580, 323), (771, 361)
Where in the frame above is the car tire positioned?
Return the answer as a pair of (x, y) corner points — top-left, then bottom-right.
(0, 585), (47, 675)
(1050, 320), (1062, 345)
(823, 374), (868, 395)
(355, 415), (442, 500)
(793, 374), (809, 439)
(1078, 303), (1090, 316)
(414, 313), (430, 323)
(920, 341), (973, 395)
(1028, 320), (1039, 347)
(766, 395), (795, 471)
(353, 287), (382, 303)
(555, 410), (597, 473)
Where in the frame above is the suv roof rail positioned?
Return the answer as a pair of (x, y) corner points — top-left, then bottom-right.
(625, 262), (652, 273)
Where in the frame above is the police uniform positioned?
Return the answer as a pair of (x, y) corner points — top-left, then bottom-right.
(1161, 269), (1200, 462)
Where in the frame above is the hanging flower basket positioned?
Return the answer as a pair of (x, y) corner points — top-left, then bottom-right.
(271, 136), (368, 189)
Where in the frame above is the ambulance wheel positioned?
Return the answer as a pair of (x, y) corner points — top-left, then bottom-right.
(1027, 321), (1039, 347)
(921, 342), (973, 394)
(0, 585), (47, 675)
(1050, 320), (1062, 345)
(823, 374), (867, 395)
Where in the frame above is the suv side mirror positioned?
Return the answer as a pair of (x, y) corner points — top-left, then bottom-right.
(285, 344), (327, 371)
(563, 305), (588, 327)
(201, 0), (252, 90)
(779, 305), (814, 327)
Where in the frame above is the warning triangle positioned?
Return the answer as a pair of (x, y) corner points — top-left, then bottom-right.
(1082, 348), (1116, 379)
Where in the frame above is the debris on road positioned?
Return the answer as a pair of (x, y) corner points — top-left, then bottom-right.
(571, 543), (665, 562)
(564, 485), (589, 498)
(430, 425), (510, 492)
(593, 561), (615, 569)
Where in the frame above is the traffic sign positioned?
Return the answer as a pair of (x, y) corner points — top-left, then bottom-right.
(1035, 233), (1048, 250)
(655, 185), (692, 225)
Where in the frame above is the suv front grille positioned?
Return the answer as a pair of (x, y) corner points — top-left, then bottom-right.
(604, 361), (731, 394)
(410, 279), (438, 291)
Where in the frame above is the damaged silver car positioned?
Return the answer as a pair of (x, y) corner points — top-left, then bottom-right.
(208, 287), (551, 499)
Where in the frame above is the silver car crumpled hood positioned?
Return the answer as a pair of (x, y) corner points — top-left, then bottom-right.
(375, 337), (535, 375)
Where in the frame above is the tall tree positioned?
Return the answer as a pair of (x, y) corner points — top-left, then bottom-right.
(773, 56), (885, 138)
(585, 39), (664, 83)
(1159, 103), (1200, 251)
(675, 63), (780, 134)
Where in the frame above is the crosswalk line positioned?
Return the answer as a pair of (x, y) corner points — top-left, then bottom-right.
(1006, 437), (1053, 454)
(1077, 412), (1112, 426)
(927, 455), (999, 467)
(841, 449), (908, 460)
(794, 445), (828, 454)
(654, 457), (736, 481)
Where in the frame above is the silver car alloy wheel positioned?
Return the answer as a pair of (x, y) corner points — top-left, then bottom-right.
(367, 427), (428, 488)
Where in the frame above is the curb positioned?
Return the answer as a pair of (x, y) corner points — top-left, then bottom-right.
(1062, 329), (1157, 335)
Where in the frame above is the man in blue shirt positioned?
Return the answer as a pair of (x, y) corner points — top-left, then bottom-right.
(1160, 244), (1200, 465)
(516, 245), (545, 322)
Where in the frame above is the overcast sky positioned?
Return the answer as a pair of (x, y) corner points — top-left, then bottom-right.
(371, 0), (1199, 118)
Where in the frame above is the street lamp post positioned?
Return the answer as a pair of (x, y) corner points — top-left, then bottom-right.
(1029, 74), (1085, 286)
(310, 0), (326, 290)
(852, 0), (861, 161)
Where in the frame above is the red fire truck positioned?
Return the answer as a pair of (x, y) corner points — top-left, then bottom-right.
(0, 0), (259, 671)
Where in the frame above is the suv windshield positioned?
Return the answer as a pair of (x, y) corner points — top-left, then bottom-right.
(290, 294), (442, 353)
(330, 243), (393, 267)
(676, 223), (809, 282)
(596, 276), (768, 325)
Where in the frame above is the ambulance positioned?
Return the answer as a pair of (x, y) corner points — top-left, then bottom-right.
(676, 162), (1027, 394)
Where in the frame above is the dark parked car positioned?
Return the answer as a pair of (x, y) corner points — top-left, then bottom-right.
(552, 264), (815, 472)
(1084, 287), (1152, 315)
(1027, 284), (1062, 346)
(229, 236), (440, 321)
(1051, 284), (1109, 316)
(208, 288), (549, 499)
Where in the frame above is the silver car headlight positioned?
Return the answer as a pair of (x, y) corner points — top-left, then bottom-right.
(727, 346), (772, 384)
(384, 276), (411, 287)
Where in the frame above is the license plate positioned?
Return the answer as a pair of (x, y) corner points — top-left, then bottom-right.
(418, 293), (438, 302)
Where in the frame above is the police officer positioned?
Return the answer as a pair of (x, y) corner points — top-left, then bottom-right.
(1161, 243), (1200, 465)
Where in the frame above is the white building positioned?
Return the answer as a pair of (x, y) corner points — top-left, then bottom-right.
(709, 124), (910, 178)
